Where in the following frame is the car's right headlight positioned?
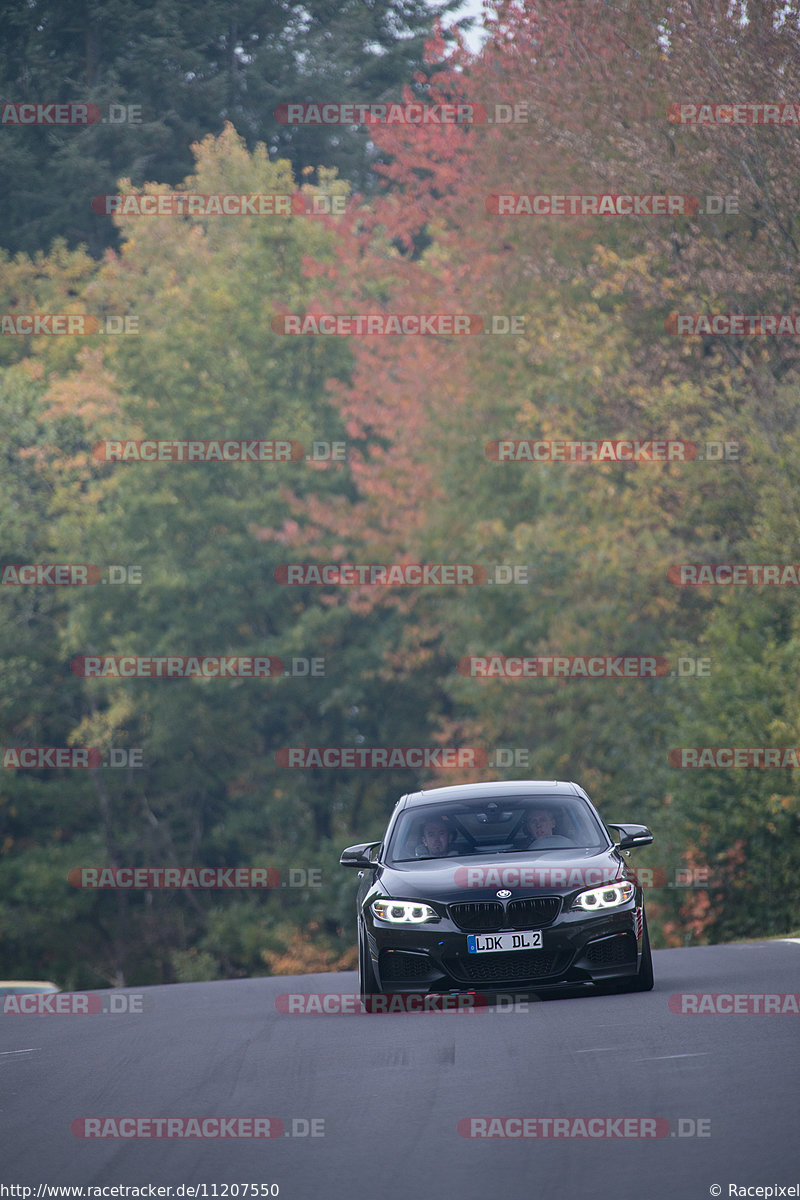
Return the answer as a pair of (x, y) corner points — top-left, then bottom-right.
(371, 899), (439, 924)
(572, 881), (635, 911)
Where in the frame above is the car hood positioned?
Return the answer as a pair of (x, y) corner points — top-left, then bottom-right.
(375, 849), (627, 902)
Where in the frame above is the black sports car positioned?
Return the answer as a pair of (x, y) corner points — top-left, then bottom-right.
(340, 780), (654, 996)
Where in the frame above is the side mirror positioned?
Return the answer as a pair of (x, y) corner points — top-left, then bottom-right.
(606, 822), (653, 850)
(339, 842), (381, 868)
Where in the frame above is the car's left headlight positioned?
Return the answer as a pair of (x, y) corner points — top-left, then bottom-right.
(572, 881), (635, 911)
(371, 899), (439, 924)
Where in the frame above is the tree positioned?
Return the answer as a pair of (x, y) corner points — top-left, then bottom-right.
(0, 0), (468, 258)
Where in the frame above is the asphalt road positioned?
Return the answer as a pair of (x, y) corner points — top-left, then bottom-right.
(2, 940), (798, 1200)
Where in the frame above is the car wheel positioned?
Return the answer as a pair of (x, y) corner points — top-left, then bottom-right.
(629, 912), (654, 991)
(358, 921), (381, 995)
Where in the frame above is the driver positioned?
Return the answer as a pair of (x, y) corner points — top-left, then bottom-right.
(523, 807), (558, 844)
(417, 817), (458, 857)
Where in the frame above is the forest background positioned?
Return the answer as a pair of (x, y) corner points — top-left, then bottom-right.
(1, 0), (799, 987)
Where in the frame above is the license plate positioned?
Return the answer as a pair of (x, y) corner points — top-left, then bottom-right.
(467, 930), (543, 954)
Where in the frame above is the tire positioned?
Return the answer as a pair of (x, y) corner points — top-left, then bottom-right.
(358, 922), (381, 995)
(629, 912), (654, 992)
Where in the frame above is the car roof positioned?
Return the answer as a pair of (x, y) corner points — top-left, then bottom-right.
(397, 780), (588, 811)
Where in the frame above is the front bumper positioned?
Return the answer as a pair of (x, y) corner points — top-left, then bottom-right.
(365, 903), (642, 992)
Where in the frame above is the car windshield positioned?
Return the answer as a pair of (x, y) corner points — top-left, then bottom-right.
(386, 796), (609, 862)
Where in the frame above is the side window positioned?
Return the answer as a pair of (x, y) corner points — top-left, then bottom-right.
(399, 820), (426, 857)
